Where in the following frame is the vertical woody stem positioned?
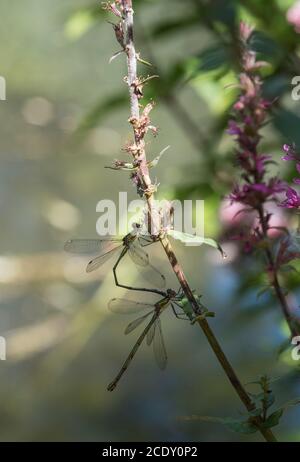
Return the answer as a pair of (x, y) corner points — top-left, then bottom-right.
(257, 205), (299, 338)
(122, 0), (160, 235)
(120, 0), (277, 442)
(124, 2), (139, 119)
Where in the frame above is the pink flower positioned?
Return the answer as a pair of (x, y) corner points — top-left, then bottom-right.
(219, 199), (254, 226)
(282, 143), (298, 161)
(229, 179), (286, 208)
(240, 22), (254, 43)
(279, 187), (300, 209)
(281, 143), (300, 188)
(287, 1), (300, 33)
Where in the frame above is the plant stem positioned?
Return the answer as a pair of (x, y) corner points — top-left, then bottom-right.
(159, 237), (277, 442)
(257, 205), (298, 338)
(119, 0), (277, 442)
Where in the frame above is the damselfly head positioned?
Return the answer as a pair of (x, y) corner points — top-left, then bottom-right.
(131, 222), (142, 234)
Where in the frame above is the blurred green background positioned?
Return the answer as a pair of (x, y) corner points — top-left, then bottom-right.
(0, 0), (300, 442)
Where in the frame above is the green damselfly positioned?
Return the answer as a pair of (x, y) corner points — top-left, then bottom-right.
(107, 289), (191, 391)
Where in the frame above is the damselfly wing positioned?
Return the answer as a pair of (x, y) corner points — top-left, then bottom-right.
(64, 238), (120, 254)
(108, 297), (168, 370)
(64, 236), (165, 288)
(127, 240), (166, 288)
(149, 317), (167, 370)
(108, 298), (154, 315)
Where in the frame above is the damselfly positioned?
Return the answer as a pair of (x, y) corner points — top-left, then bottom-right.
(107, 289), (186, 391)
(64, 232), (166, 290)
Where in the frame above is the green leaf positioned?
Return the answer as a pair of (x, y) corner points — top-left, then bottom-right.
(150, 17), (200, 39)
(263, 409), (283, 429)
(186, 416), (257, 434)
(148, 146), (170, 168)
(197, 45), (230, 73)
(224, 419), (258, 435)
(250, 31), (282, 61)
(208, 0), (237, 28)
(167, 230), (226, 257)
(280, 265), (298, 274)
(274, 109), (300, 147)
(264, 75), (290, 100)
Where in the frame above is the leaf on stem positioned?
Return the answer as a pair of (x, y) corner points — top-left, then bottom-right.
(147, 146), (170, 169)
(179, 415), (258, 435)
(167, 230), (226, 258)
(109, 50), (124, 64)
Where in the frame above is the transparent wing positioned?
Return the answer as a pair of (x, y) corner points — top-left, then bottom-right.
(86, 245), (120, 273)
(153, 318), (167, 370)
(108, 298), (155, 314)
(127, 241), (166, 288)
(150, 264), (166, 288)
(64, 238), (121, 254)
(125, 312), (152, 335)
(138, 235), (153, 247)
(128, 241), (149, 266)
(146, 320), (156, 346)
(140, 263), (166, 289)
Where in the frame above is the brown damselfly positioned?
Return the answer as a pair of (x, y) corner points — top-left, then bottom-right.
(64, 231), (166, 291)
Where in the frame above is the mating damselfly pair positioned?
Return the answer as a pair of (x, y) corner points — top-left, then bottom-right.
(64, 231), (211, 391)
